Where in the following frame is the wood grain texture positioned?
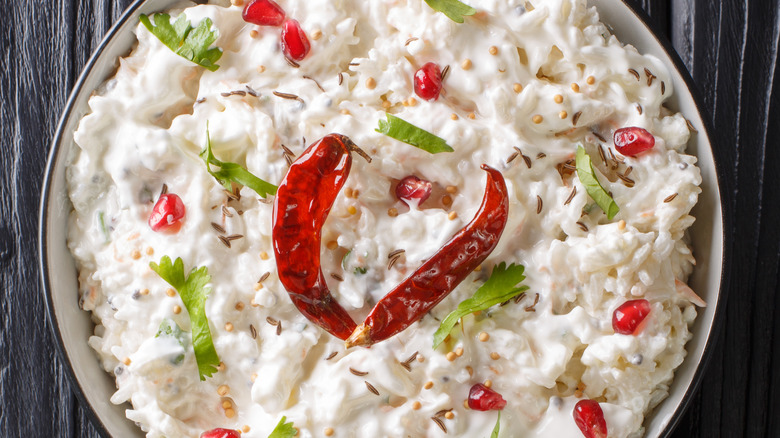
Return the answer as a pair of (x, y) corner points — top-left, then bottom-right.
(1, 0), (777, 437)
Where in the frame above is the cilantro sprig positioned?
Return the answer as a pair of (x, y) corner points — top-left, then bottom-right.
(376, 114), (454, 154)
(424, 0), (476, 23)
(575, 145), (619, 220)
(268, 416), (298, 438)
(150, 256), (220, 380)
(200, 127), (278, 198)
(433, 263), (529, 349)
(140, 13), (222, 71)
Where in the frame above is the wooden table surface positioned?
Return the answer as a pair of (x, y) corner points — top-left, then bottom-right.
(2, 0), (778, 436)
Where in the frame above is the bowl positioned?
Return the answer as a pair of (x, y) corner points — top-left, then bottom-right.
(39, 0), (731, 436)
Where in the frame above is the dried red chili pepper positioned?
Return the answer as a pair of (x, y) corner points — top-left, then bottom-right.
(345, 165), (509, 348)
(272, 134), (370, 340)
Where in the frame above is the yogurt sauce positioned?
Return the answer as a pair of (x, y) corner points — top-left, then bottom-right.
(67, 0), (702, 436)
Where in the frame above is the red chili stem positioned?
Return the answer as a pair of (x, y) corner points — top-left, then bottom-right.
(345, 165), (509, 348)
(272, 134), (366, 340)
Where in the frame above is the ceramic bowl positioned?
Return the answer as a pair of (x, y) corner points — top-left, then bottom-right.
(39, 0), (731, 436)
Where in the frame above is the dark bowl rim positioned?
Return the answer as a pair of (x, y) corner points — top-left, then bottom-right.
(38, 1), (733, 437)
(617, 0), (733, 436)
(38, 0), (148, 436)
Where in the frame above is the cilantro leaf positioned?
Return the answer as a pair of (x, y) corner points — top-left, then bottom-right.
(155, 318), (189, 364)
(376, 114), (454, 154)
(150, 256), (220, 380)
(575, 145), (619, 220)
(424, 0), (476, 23)
(489, 411), (501, 438)
(200, 127), (278, 198)
(140, 13), (222, 71)
(268, 416), (297, 438)
(433, 263), (528, 349)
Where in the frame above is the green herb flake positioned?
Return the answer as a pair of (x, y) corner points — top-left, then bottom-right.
(424, 0), (476, 23)
(268, 416), (297, 438)
(200, 127), (278, 198)
(433, 262), (528, 349)
(150, 256), (220, 380)
(139, 13), (222, 71)
(97, 211), (111, 243)
(354, 267), (368, 275)
(376, 113), (454, 154)
(489, 411), (501, 438)
(155, 318), (188, 364)
(575, 145), (620, 220)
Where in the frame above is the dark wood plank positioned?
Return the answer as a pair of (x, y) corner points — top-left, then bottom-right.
(1, 0), (778, 437)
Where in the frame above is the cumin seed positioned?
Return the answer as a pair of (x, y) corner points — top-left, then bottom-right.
(514, 292), (526, 304)
(524, 293), (540, 312)
(266, 317), (279, 326)
(303, 75), (325, 92)
(592, 131), (606, 143)
(285, 154), (294, 166)
(250, 324), (257, 339)
(218, 235), (231, 248)
(388, 249), (406, 259)
(572, 111), (582, 126)
(624, 166), (633, 177)
(365, 381), (380, 396)
(225, 189), (239, 201)
(259, 272), (270, 283)
(349, 368), (368, 376)
(160, 184), (168, 196)
(246, 86), (259, 97)
(330, 273), (344, 282)
(564, 186), (577, 205)
(226, 234), (243, 241)
(222, 205), (233, 218)
(325, 351), (338, 361)
(617, 173), (635, 187)
(211, 222), (226, 234)
(403, 351), (418, 365)
(349, 62), (360, 66)
(405, 37), (418, 46)
(220, 92), (232, 97)
(597, 145), (607, 164)
(441, 65), (450, 81)
(685, 118), (698, 132)
(400, 362), (412, 372)
(388, 255), (401, 270)
(338, 73), (344, 86)
(276, 322), (282, 336)
(506, 151), (519, 164)
(273, 91), (303, 102)
(636, 103), (643, 115)
(285, 57), (300, 68)
(576, 221), (588, 232)
(233, 90), (247, 97)
(431, 417), (447, 433)
(628, 68), (640, 81)
(536, 195), (543, 214)
(434, 409), (453, 418)
(196, 97), (207, 104)
(536, 152), (547, 159)
(664, 193), (678, 203)
(661, 81), (666, 95)
(281, 144), (294, 156)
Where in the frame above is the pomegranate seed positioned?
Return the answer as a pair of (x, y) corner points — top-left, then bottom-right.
(467, 383), (507, 411)
(148, 193), (185, 233)
(395, 176), (432, 206)
(613, 127), (655, 156)
(200, 428), (240, 438)
(242, 0), (285, 26)
(281, 19), (310, 62)
(612, 299), (651, 335)
(414, 62), (443, 101)
(573, 400), (608, 438)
